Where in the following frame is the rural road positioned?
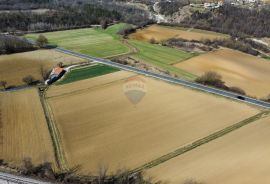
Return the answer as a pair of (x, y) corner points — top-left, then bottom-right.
(55, 47), (270, 109)
(0, 172), (50, 184)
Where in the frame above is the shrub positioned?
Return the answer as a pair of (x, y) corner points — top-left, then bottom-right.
(263, 94), (270, 102)
(118, 26), (136, 37)
(22, 75), (35, 85)
(0, 80), (7, 89)
(195, 71), (226, 89)
(100, 19), (108, 29)
(229, 86), (246, 95)
(149, 37), (157, 44)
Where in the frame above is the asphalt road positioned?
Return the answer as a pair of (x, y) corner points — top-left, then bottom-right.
(55, 47), (270, 109)
(0, 172), (50, 184)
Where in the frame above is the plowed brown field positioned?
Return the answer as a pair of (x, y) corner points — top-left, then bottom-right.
(175, 48), (270, 98)
(0, 50), (85, 88)
(130, 25), (228, 42)
(147, 115), (270, 184)
(0, 88), (55, 167)
(47, 71), (259, 174)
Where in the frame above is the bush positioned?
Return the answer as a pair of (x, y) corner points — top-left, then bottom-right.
(22, 75), (35, 85)
(196, 72), (248, 96)
(15, 158), (162, 184)
(149, 37), (157, 44)
(201, 38), (259, 56)
(100, 19), (108, 30)
(0, 80), (7, 89)
(262, 94), (270, 102)
(229, 86), (246, 95)
(118, 26), (136, 37)
(195, 71), (226, 89)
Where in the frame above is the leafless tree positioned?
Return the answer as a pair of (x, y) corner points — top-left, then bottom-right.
(22, 75), (35, 85)
(0, 80), (7, 89)
(40, 65), (50, 81)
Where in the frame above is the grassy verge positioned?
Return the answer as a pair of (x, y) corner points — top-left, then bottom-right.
(57, 64), (119, 85)
(38, 87), (68, 171)
(132, 111), (270, 173)
(26, 24), (131, 58)
(129, 40), (196, 79)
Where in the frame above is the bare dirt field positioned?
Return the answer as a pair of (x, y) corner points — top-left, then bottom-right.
(147, 115), (270, 184)
(175, 48), (270, 98)
(0, 88), (55, 167)
(0, 50), (85, 88)
(130, 25), (228, 42)
(47, 71), (259, 174)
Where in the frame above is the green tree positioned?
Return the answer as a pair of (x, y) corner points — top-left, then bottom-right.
(36, 34), (48, 47)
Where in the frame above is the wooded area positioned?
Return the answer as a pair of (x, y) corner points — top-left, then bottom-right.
(181, 4), (270, 37)
(0, 35), (35, 54)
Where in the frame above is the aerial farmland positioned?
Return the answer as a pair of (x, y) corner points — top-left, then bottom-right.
(0, 88), (55, 168)
(147, 115), (270, 184)
(46, 70), (260, 174)
(130, 25), (228, 42)
(27, 24), (131, 58)
(175, 48), (270, 98)
(0, 2), (270, 182)
(0, 50), (85, 88)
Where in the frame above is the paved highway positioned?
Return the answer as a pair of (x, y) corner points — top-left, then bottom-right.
(0, 172), (50, 184)
(55, 47), (270, 109)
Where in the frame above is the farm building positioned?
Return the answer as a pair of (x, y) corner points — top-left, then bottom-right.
(45, 66), (66, 85)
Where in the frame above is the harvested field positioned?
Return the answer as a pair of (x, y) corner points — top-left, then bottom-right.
(47, 72), (259, 174)
(130, 25), (228, 42)
(0, 88), (55, 167)
(147, 115), (270, 184)
(0, 50), (85, 89)
(26, 24), (130, 58)
(47, 71), (136, 98)
(175, 48), (270, 98)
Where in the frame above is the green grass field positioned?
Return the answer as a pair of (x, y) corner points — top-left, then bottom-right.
(129, 40), (196, 79)
(57, 64), (119, 85)
(27, 24), (131, 58)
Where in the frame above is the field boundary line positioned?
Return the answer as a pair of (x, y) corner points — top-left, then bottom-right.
(0, 98), (2, 146)
(38, 87), (69, 171)
(132, 111), (270, 173)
